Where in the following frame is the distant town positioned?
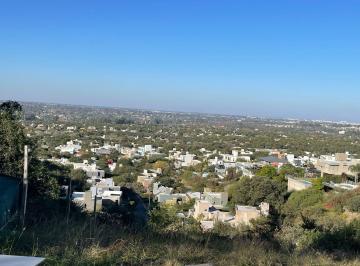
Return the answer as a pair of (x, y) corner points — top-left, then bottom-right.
(1, 101), (360, 265)
(20, 102), (360, 228)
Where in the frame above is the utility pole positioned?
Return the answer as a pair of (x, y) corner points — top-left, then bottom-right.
(21, 145), (29, 228)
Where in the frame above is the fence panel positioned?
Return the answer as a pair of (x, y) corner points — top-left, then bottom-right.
(0, 175), (21, 229)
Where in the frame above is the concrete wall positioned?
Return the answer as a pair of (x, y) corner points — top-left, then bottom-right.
(288, 178), (312, 192)
(235, 207), (260, 226)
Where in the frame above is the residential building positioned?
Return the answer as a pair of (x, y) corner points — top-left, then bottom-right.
(82, 182), (122, 212)
(259, 156), (288, 168)
(233, 202), (269, 226)
(55, 140), (81, 154)
(73, 161), (105, 179)
(203, 192), (228, 208)
(172, 152), (201, 168)
(137, 169), (161, 190)
(315, 153), (360, 177)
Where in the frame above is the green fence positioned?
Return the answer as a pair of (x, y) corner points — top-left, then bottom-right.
(0, 175), (21, 229)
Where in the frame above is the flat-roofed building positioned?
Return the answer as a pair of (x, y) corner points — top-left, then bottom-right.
(288, 177), (313, 192)
(234, 202), (269, 226)
(315, 153), (360, 177)
(203, 192), (228, 208)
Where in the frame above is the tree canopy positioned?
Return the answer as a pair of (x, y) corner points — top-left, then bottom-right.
(0, 101), (27, 177)
(228, 176), (287, 211)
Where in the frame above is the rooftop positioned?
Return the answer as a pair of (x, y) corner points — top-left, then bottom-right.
(260, 156), (288, 164)
(236, 205), (258, 212)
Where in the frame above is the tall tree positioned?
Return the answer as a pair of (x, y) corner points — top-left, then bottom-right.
(0, 101), (60, 199)
(228, 176), (286, 211)
(0, 101), (27, 177)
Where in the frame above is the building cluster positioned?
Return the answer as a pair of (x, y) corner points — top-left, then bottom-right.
(191, 191), (269, 231)
(168, 149), (201, 168)
(55, 140), (82, 154)
(153, 182), (201, 204)
(72, 177), (122, 212)
(137, 169), (162, 191)
(46, 134), (360, 230)
(315, 153), (360, 177)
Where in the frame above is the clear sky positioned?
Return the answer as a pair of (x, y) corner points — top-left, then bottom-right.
(0, 0), (359, 121)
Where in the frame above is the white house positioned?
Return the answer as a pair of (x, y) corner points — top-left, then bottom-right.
(55, 140), (81, 154)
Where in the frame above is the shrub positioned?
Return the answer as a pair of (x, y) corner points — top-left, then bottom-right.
(346, 195), (360, 212)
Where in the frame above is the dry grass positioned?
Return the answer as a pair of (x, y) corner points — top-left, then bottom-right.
(1, 216), (360, 265)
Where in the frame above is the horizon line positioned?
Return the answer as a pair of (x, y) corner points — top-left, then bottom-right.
(1, 98), (359, 125)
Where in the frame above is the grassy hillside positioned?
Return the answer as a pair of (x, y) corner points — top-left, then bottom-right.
(1, 202), (359, 266)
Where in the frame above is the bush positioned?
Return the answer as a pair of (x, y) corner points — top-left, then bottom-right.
(346, 195), (360, 212)
(228, 176), (287, 211)
(283, 188), (324, 222)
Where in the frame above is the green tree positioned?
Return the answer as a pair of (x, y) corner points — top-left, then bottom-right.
(250, 216), (274, 239)
(28, 159), (60, 200)
(311, 177), (324, 190)
(257, 165), (277, 178)
(279, 164), (304, 178)
(283, 188), (324, 222)
(346, 195), (360, 212)
(153, 160), (169, 172)
(228, 176), (286, 211)
(70, 168), (88, 191)
(0, 101), (27, 177)
(113, 175), (130, 185)
(0, 101), (60, 200)
(350, 164), (360, 183)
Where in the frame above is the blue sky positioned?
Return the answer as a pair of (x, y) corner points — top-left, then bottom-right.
(0, 1), (359, 121)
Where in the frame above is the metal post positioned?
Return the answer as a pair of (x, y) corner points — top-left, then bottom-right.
(148, 188), (151, 209)
(93, 187), (98, 237)
(21, 145), (29, 228)
(93, 187), (98, 218)
(66, 178), (72, 225)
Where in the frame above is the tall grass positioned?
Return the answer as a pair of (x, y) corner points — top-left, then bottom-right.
(1, 214), (360, 265)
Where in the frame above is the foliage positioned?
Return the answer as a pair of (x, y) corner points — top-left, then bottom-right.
(112, 175), (131, 185)
(1, 206), (360, 265)
(28, 159), (60, 200)
(323, 173), (343, 183)
(0, 101), (23, 119)
(256, 165), (277, 178)
(282, 188), (324, 223)
(0, 101), (61, 200)
(228, 176), (286, 211)
(278, 164), (304, 178)
(153, 160), (169, 171)
(350, 164), (360, 183)
(325, 189), (360, 212)
(311, 177), (324, 190)
(115, 116), (134, 124)
(70, 168), (88, 191)
(249, 216), (276, 239)
(0, 101), (27, 177)
(346, 195), (360, 212)
(149, 206), (179, 230)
